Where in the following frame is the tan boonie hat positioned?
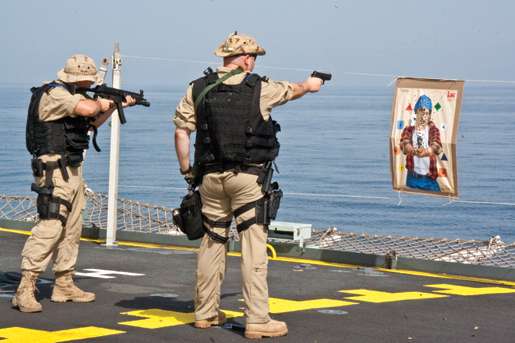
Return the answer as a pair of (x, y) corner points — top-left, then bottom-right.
(57, 54), (100, 83)
(214, 32), (266, 57)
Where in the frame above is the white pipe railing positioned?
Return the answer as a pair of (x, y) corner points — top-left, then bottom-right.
(106, 42), (122, 247)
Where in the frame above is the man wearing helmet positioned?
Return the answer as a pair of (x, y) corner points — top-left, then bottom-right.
(173, 32), (325, 339)
(12, 54), (135, 313)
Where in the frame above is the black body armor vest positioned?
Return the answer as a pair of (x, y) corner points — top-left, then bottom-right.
(26, 82), (91, 166)
(192, 72), (280, 174)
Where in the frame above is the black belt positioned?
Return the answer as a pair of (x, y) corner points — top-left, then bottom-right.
(202, 162), (264, 176)
(31, 158), (70, 184)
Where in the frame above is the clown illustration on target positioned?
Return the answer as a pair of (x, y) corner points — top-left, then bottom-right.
(390, 78), (464, 197)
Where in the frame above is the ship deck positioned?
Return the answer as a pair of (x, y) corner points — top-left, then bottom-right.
(1, 226), (515, 342)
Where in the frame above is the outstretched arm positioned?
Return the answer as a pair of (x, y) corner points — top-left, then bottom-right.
(291, 76), (323, 100)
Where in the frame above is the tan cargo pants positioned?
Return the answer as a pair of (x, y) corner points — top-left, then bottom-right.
(21, 154), (85, 273)
(195, 171), (271, 324)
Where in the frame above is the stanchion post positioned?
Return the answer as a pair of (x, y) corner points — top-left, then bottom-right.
(106, 42), (122, 247)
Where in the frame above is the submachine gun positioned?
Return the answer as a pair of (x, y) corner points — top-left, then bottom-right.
(77, 84), (150, 124)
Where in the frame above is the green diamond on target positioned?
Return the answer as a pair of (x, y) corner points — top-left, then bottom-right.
(435, 102), (442, 111)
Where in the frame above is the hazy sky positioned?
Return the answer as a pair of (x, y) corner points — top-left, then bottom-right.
(1, 0), (514, 87)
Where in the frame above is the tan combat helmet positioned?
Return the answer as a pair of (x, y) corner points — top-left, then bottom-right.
(214, 32), (266, 57)
(57, 54), (100, 83)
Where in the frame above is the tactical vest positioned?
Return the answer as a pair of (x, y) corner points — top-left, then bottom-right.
(192, 72), (280, 174)
(26, 82), (91, 166)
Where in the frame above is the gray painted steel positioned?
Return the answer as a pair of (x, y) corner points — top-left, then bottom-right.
(1, 229), (514, 343)
(2, 220), (513, 281)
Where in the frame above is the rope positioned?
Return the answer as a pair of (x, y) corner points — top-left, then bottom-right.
(464, 79), (515, 85)
(453, 199), (515, 206)
(284, 191), (390, 200)
(441, 194), (454, 207)
(122, 53), (398, 79)
(121, 54), (218, 66)
(121, 53), (515, 84)
(113, 184), (515, 208)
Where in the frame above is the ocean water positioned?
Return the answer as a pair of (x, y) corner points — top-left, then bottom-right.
(1, 84), (514, 242)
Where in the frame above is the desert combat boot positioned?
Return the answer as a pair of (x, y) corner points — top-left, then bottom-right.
(51, 271), (95, 303)
(11, 271), (42, 313)
(245, 319), (288, 339)
(194, 311), (227, 329)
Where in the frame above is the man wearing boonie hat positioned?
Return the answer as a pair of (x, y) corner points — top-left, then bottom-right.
(12, 54), (135, 313)
(173, 32), (326, 339)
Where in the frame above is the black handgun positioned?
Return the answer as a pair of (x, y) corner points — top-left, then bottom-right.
(258, 161), (274, 194)
(311, 71), (332, 83)
(77, 84), (150, 124)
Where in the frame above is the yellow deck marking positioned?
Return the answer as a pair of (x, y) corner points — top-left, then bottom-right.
(0, 227), (106, 244)
(0, 326), (124, 343)
(0, 227), (32, 236)
(2, 226), (514, 287)
(119, 309), (243, 329)
(425, 284), (515, 296)
(269, 297), (356, 313)
(339, 289), (448, 303)
(120, 298), (354, 329)
(376, 268), (515, 288)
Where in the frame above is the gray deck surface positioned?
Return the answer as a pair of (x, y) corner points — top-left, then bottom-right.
(1, 229), (514, 343)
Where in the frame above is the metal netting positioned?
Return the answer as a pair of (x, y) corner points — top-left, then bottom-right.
(1, 192), (514, 269)
(0, 190), (182, 235)
(83, 189), (182, 235)
(306, 228), (515, 268)
(0, 195), (37, 222)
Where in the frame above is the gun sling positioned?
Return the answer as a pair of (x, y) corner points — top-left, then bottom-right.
(194, 67), (244, 110)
